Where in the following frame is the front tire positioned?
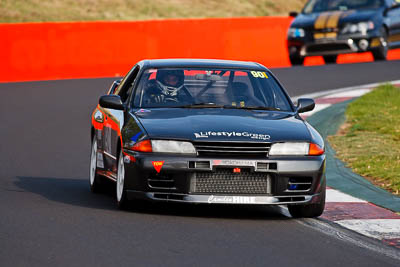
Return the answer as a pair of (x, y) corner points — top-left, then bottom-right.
(89, 137), (104, 193)
(289, 55), (305, 66)
(372, 28), (388, 61)
(288, 185), (326, 218)
(116, 150), (130, 209)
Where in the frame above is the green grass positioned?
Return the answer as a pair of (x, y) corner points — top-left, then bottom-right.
(0, 0), (307, 23)
(328, 84), (400, 195)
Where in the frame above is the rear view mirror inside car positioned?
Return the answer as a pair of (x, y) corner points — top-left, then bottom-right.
(195, 74), (222, 81)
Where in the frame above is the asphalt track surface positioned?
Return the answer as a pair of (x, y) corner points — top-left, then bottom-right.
(1, 61), (400, 266)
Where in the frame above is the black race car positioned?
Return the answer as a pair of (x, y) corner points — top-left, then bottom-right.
(90, 59), (326, 218)
(287, 0), (400, 65)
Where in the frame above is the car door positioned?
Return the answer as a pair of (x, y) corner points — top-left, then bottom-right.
(102, 65), (140, 174)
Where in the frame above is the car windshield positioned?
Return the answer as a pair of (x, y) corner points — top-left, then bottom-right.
(132, 68), (293, 112)
(303, 0), (383, 13)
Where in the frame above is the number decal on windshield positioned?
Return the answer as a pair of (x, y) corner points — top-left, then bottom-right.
(251, 71), (269, 79)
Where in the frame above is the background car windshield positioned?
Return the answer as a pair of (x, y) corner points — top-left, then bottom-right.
(133, 68), (293, 111)
(303, 0), (383, 13)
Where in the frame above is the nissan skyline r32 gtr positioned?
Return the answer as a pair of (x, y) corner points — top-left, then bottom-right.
(287, 0), (400, 65)
(90, 59), (326, 218)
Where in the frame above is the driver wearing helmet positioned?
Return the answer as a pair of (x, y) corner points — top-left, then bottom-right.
(146, 69), (189, 104)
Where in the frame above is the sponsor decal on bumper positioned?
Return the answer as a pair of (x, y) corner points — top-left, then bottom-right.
(194, 131), (270, 140)
(212, 159), (256, 167)
(208, 195), (257, 204)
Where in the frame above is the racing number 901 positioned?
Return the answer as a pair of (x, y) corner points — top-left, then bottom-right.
(251, 71), (269, 79)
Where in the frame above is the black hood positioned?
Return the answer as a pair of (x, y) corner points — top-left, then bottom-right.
(291, 8), (383, 29)
(134, 108), (311, 143)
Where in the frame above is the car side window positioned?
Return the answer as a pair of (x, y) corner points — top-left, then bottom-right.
(115, 66), (140, 103)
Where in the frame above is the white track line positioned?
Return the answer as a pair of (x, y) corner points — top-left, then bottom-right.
(292, 79), (400, 101)
(320, 88), (372, 98)
(326, 189), (367, 203)
(336, 219), (400, 240)
(293, 80), (400, 247)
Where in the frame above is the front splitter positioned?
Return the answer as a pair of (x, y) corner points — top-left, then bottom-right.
(127, 190), (319, 205)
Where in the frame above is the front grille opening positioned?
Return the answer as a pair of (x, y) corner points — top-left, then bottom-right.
(153, 193), (184, 200)
(167, 194), (185, 200)
(307, 43), (351, 53)
(153, 193), (168, 199)
(257, 162), (277, 171)
(148, 178), (175, 189)
(286, 177), (312, 191)
(269, 163), (277, 170)
(194, 141), (271, 158)
(189, 161), (211, 169)
(192, 168), (270, 194)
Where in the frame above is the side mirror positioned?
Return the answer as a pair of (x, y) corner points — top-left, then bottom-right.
(297, 98), (315, 113)
(108, 79), (122, 94)
(99, 95), (124, 110)
(289, 11), (298, 17)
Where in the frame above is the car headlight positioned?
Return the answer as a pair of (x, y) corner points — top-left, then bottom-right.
(341, 21), (374, 35)
(288, 28), (305, 38)
(151, 140), (196, 154)
(130, 139), (196, 154)
(269, 142), (324, 156)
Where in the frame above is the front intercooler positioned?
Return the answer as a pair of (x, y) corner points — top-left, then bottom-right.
(191, 168), (271, 194)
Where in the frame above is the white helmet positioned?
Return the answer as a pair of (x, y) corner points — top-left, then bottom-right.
(155, 69), (184, 97)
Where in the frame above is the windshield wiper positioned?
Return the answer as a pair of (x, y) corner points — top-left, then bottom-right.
(170, 103), (282, 111)
(223, 105), (282, 111)
(172, 103), (225, 108)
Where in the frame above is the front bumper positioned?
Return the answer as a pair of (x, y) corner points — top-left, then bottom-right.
(126, 191), (322, 205)
(123, 151), (326, 205)
(288, 33), (384, 57)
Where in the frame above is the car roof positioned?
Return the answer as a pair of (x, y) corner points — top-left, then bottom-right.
(140, 59), (267, 70)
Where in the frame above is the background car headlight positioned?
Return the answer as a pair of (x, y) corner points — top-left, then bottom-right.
(341, 21), (374, 35)
(151, 140), (196, 154)
(288, 28), (305, 38)
(269, 142), (324, 156)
